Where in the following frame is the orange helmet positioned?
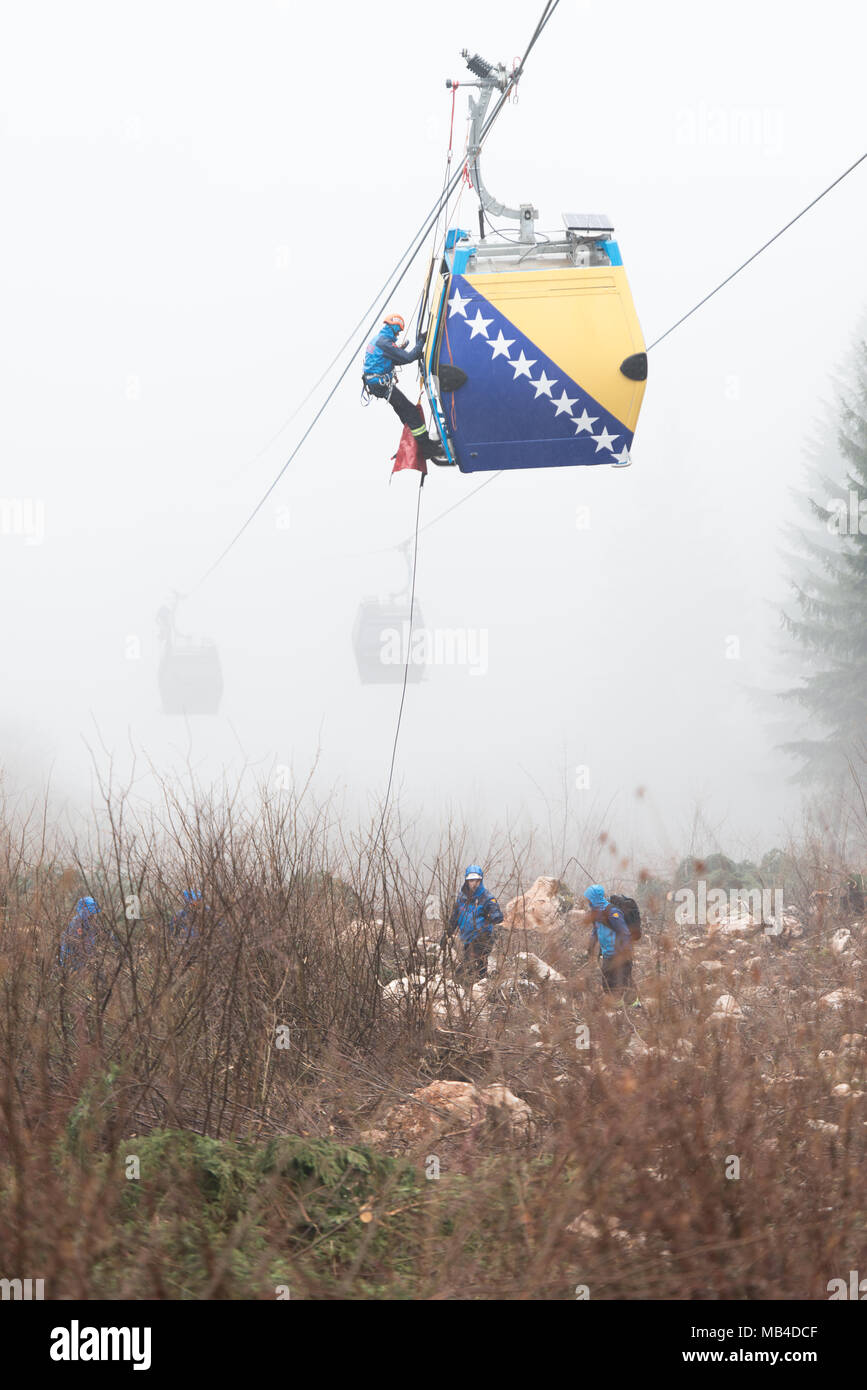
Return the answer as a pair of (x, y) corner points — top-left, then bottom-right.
(383, 314), (405, 331)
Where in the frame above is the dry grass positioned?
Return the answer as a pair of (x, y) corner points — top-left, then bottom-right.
(0, 773), (865, 1299)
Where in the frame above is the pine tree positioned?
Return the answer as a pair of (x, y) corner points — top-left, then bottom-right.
(781, 332), (867, 783)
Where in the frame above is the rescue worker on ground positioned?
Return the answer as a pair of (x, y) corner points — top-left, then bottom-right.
(362, 314), (447, 462)
(584, 883), (634, 998)
(169, 888), (204, 942)
(59, 895), (103, 972)
(442, 865), (504, 983)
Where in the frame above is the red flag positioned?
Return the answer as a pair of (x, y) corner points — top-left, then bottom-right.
(390, 425), (427, 480)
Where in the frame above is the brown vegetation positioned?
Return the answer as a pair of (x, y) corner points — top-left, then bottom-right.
(0, 776), (865, 1299)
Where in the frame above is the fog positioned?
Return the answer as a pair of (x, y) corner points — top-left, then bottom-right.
(2, 0), (865, 862)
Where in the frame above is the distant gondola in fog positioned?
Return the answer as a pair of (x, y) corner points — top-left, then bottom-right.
(352, 596), (427, 685)
(157, 598), (223, 715)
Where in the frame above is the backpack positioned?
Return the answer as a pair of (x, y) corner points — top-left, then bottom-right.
(609, 894), (642, 942)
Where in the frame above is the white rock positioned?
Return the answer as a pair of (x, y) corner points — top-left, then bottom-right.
(711, 994), (745, 1020)
(375, 1081), (483, 1145)
(430, 980), (470, 1020)
(479, 1084), (534, 1135)
(515, 950), (565, 983)
(418, 936), (444, 953)
(381, 974), (426, 1002)
(819, 988), (862, 1011)
(502, 877), (571, 936)
(831, 929), (853, 957)
(711, 907), (758, 938)
(807, 1119), (840, 1135)
(566, 1214), (601, 1240)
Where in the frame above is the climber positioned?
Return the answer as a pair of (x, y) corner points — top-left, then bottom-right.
(443, 865), (504, 982)
(362, 314), (447, 462)
(585, 884), (634, 998)
(60, 895), (103, 971)
(169, 888), (204, 942)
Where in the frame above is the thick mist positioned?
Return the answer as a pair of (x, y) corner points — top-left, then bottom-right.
(2, 0), (866, 866)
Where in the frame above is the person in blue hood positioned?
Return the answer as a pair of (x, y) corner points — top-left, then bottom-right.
(362, 313), (447, 462)
(443, 865), (504, 982)
(60, 896), (102, 970)
(584, 884), (634, 996)
(169, 888), (203, 942)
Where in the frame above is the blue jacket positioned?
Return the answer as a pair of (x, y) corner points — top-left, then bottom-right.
(169, 890), (203, 941)
(590, 906), (632, 960)
(60, 897), (102, 969)
(449, 881), (504, 944)
(363, 324), (424, 382)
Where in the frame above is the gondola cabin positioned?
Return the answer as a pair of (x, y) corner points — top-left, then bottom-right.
(158, 639), (223, 715)
(353, 599), (427, 685)
(422, 216), (646, 473)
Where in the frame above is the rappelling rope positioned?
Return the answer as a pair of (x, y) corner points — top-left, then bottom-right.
(416, 79), (461, 344)
(369, 477), (424, 862)
(190, 4), (559, 595)
(352, 4), (562, 909)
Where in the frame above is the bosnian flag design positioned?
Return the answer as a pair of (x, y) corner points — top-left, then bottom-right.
(439, 275), (633, 472)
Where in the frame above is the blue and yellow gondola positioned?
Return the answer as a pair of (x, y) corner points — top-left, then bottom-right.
(422, 219), (646, 473)
(420, 50), (646, 474)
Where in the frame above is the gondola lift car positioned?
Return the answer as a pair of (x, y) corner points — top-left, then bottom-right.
(353, 544), (426, 685)
(156, 596), (223, 716)
(421, 49), (647, 473)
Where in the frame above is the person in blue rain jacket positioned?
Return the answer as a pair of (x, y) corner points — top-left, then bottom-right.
(60, 896), (103, 971)
(362, 313), (446, 461)
(169, 888), (204, 942)
(443, 865), (504, 982)
(585, 883), (634, 996)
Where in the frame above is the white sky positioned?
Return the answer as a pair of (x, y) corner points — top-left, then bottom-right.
(1, 0), (865, 866)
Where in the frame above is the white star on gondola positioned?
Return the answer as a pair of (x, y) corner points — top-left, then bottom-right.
(551, 389), (578, 417)
(486, 330), (514, 360)
(610, 446), (632, 467)
(572, 409), (598, 434)
(593, 426), (620, 452)
(531, 370), (557, 398)
(510, 351), (537, 379)
(467, 309), (493, 339)
(448, 287), (471, 318)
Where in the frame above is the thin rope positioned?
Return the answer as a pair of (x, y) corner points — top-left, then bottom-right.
(392, 146), (867, 549)
(362, 474), (424, 913)
(191, 2), (559, 594)
(646, 150), (867, 351)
